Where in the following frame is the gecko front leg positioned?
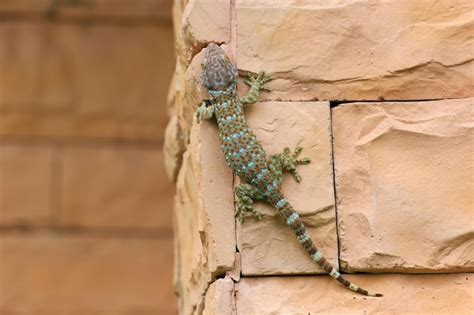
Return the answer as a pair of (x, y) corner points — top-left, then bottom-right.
(196, 101), (215, 123)
(240, 71), (272, 105)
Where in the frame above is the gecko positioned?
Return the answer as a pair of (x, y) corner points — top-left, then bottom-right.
(196, 43), (382, 297)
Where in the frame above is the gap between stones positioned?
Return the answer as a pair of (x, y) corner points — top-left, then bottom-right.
(328, 106), (343, 273)
(330, 98), (445, 107)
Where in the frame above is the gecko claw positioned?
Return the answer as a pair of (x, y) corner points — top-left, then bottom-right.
(294, 147), (311, 165)
(292, 171), (302, 183)
(297, 157), (311, 165)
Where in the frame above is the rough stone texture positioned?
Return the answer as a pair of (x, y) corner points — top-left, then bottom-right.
(0, 144), (53, 226)
(173, 119), (236, 314)
(164, 55), (190, 181)
(239, 102), (338, 275)
(0, 234), (176, 315)
(333, 98), (474, 273)
(173, 52), (203, 147)
(202, 276), (236, 315)
(0, 22), (174, 141)
(176, 0), (231, 69)
(235, 274), (473, 314)
(236, 0), (474, 101)
(164, 115), (185, 182)
(60, 145), (173, 230)
(0, 0), (172, 20)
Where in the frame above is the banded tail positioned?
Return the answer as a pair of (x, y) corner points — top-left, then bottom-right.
(269, 193), (383, 297)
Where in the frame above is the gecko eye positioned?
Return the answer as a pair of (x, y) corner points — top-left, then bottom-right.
(201, 63), (206, 70)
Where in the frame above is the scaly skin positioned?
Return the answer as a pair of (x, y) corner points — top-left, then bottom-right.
(196, 43), (382, 297)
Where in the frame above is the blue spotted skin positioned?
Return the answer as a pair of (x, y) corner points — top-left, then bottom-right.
(197, 43), (382, 297)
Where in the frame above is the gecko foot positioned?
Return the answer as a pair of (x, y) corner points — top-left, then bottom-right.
(196, 101), (214, 123)
(235, 183), (265, 224)
(269, 146), (311, 183)
(244, 71), (272, 92)
(286, 146), (311, 183)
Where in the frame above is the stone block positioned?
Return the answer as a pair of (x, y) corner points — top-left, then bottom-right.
(0, 144), (52, 226)
(237, 0), (474, 101)
(60, 145), (174, 230)
(0, 234), (176, 314)
(332, 98), (474, 272)
(173, 118), (236, 314)
(235, 274), (473, 314)
(202, 276), (236, 315)
(176, 0), (231, 68)
(240, 101), (338, 275)
(0, 22), (175, 141)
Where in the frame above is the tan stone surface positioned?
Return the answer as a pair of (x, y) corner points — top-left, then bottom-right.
(173, 119), (236, 314)
(0, 22), (174, 141)
(237, 0), (474, 101)
(333, 98), (474, 273)
(164, 115), (186, 182)
(176, 0), (231, 68)
(0, 234), (177, 314)
(172, 52), (202, 147)
(164, 59), (189, 181)
(239, 101), (338, 275)
(0, 144), (52, 226)
(171, 0), (186, 50)
(202, 276), (236, 315)
(235, 274), (473, 314)
(59, 145), (173, 229)
(0, 0), (172, 20)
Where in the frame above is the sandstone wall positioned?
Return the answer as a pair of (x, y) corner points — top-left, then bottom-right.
(167, 0), (474, 314)
(0, 1), (177, 314)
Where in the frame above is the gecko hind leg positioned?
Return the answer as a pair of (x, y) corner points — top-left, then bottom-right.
(268, 146), (311, 184)
(235, 183), (266, 223)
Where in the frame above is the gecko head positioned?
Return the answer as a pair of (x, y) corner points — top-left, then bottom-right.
(201, 43), (237, 91)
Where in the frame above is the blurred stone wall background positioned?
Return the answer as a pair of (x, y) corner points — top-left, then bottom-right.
(0, 1), (177, 314)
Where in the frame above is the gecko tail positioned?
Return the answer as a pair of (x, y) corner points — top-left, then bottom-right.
(270, 195), (383, 297)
